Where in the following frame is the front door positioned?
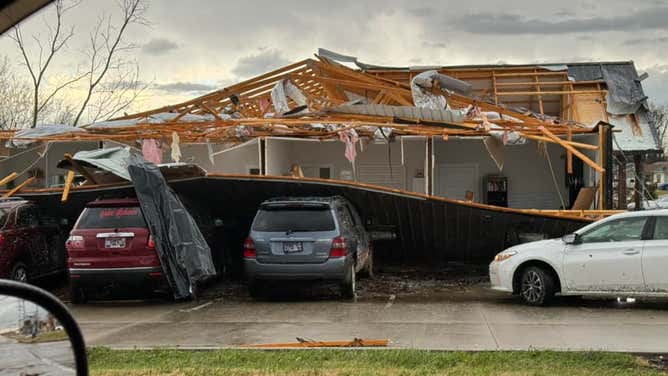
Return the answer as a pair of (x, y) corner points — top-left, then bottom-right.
(562, 216), (647, 292)
(437, 163), (479, 200)
(642, 216), (668, 291)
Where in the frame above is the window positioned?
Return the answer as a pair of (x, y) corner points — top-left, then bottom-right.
(579, 217), (647, 243)
(252, 207), (335, 232)
(16, 206), (38, 228)
(653, 216), (668, 240)
(77, 206), (147, 229)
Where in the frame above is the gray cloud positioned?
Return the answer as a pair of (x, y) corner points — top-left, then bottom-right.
(622, 37), (668, 46)
(640, 65), (668, 105)
(142, 38), (179, 55)
(153, 82), (216, 93)
(231, 49), (291, 78)
(445, 6), (668, 34)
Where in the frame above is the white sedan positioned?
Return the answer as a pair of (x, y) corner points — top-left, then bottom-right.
(489, 209), (668, 306)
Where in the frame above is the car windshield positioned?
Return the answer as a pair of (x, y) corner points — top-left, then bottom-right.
(252, 206), (335, 232)
(76, 206), (147, 229)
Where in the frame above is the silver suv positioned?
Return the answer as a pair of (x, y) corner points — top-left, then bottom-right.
(243, 196), (373, 298)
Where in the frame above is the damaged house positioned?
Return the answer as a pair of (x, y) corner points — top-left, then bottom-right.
(0, 50), (661, 267)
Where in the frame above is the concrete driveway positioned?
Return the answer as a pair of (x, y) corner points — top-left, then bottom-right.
(70, 281), (668, 352)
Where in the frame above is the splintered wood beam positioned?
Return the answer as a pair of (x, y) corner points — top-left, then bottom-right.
(524, 134), (599, 150)
(64, 153), (98, 184)
(3, 176), (35, 198)
(199, 102), (223, 120)
(0, 172), (18, 187)
(540, 126), (604, 173)
(61, 170), (75, 202)
(567, 126), (573, 174)
(497, 90), (607, 96)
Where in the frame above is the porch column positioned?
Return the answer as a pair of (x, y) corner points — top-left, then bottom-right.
(617, 156), (627, 209)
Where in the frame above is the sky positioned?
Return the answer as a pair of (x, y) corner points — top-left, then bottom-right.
(2, 0), (668, 114)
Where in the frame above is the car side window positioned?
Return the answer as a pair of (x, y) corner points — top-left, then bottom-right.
(579, 217), (647, 244)
(337, 205), (353, 230)
(652, 216), (668, 240)
(345, 205), (357, 226)
(16, 206), (39, 228)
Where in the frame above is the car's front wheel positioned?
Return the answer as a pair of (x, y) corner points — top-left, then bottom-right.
(519, 266), (555, 306)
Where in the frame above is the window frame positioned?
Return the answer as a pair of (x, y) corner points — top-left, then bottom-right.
(578, 216), (652, 244)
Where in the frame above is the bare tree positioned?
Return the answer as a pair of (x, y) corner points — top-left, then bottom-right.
(0, 57), (79, 129)
(7, 0), (149, 128)
(72, 0), (149, 126)
(0, 57), (32, 129)
(8, 0), (84, 128)
(648, 102), (668, 152)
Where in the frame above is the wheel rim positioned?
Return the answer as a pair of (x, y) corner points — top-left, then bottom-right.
(521, 271), (543, 303)
(13, 267), (27, 282)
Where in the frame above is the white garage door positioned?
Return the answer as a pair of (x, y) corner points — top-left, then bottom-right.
(437, 163), (479, 200)
(358, 164), (405, 190)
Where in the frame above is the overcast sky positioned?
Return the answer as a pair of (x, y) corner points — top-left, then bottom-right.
(2, 0), (668, 113)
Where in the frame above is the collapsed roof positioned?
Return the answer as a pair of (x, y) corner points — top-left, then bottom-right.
(1, 50), (660, 176)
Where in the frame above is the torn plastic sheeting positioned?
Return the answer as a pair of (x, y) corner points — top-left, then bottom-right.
(87, 112), (213, 129)
(66, 146), (135, 180)
(411, 70), (472, 110)
(328, 104), (465, 124)
(7, 124), (87, 148)
(271, 79), (308, 115)
(128, 153), (216, 300)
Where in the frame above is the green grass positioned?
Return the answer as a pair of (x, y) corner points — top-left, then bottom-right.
(88, 348), (666, 375)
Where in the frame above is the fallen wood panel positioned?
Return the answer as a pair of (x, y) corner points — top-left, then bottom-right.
(15, 174), (599, 268)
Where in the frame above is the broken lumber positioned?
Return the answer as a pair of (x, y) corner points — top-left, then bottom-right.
(539, 126), (604, 173)
(0, 172), (18, 187)
(3, 176), (35, 198)
(61, 170), (75, 202)
(242, 338), (389, 348)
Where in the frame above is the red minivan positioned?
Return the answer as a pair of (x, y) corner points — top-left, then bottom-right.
(66, 198), (169, 303)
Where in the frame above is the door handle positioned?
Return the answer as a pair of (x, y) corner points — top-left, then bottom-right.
(623, 249), (640, 255)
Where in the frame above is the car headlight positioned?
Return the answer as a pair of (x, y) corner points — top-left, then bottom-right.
(494, 250), (517, 262)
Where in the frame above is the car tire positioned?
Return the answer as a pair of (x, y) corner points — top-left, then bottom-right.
(248, 280), (262, 299)
(70, 287), (87, 305)
(10, 262), (29, 283)
(340, 262), (356, 299)
(519, 266), (555, 306)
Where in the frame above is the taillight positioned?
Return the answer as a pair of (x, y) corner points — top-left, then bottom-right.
(147, 235), (155, 249)
(0, 233), (5, 248)
(329, 236), (347, 258)
(243, 237), (256, 258)
(66, 235), (85, 250)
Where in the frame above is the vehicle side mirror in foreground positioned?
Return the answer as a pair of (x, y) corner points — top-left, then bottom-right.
(562, 233), (580, 245)
(0, 279), (88, 376)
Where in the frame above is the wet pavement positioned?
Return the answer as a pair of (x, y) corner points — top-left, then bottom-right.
(68, 272), (668, 352)
(0, 335), (75, 375)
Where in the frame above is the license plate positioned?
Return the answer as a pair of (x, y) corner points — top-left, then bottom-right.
(105, 238), (126, 249)
(283, 242), (303, 253)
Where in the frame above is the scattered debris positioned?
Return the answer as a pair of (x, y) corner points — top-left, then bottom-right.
(243, 337), (389, 348)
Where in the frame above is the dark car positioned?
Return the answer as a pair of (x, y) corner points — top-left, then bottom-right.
(0, 198), (68, 282)
(66, 198), (169, 302)
(243, 196), (373, 298)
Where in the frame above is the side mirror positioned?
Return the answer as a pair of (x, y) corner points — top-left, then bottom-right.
(0, 280), (88, 375)
(562, 233), (580, 245)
